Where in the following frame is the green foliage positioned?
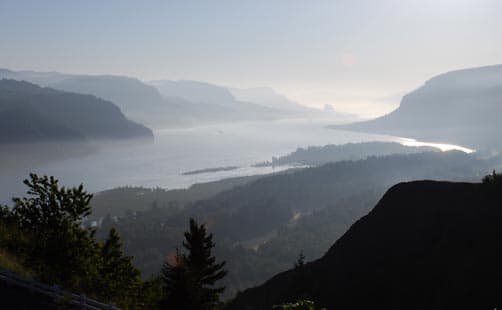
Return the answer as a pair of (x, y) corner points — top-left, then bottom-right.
(273, 299), (326, 310)
(0, 174), (149, 308)
(96, 227), (142, 308)
(9, 174), (97, 290)
(12, 174), (92, 228)
(138, 276), (164, 309)
(162, 218), (227, 309)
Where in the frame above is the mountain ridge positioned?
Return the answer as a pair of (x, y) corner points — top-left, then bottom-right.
(0, 79), (153, 143)
(334, 64), (502, 151)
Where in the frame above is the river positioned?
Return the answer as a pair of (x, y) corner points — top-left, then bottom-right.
(0, 119), (472, 203)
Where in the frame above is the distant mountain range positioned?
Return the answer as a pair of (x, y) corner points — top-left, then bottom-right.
(149, 79), (348, 122)
(334, 65), (502, 151)
(0, 68), (343, 129)
(0, 79), (153, 143)
(227, 179), (502, 309)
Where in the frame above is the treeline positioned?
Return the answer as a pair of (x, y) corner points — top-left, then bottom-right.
(0, 174), (227, 309)
(256, 141), (437, 167)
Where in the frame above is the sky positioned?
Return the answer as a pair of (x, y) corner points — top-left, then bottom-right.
(0, 0), (501, 118)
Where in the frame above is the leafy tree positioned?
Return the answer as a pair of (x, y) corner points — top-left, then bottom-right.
(10, 174), (98, 290)
(162, 218), (227, 309)
(0, 174), (172, 308)
(97, 227), (141, 308)
(12, 174), (92, 229)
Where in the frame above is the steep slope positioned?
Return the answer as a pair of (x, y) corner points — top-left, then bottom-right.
(227, 180), (502, 310)
(0, 79), (153, 143)
(335, 64), (502, 150)
(0, 69), (179, 127)
(51, 75), (167, 111)
(53, 75), (261, 127)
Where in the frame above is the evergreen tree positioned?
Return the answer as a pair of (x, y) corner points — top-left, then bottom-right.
(162, 218), (227, 309)
(162, 249), (193, 309)
(98, 227), (141, 308)
(294, 251), (305, 270)
(138, 276), (164, 309)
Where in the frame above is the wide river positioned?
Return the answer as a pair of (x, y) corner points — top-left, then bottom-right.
(0, 119), (472, 203)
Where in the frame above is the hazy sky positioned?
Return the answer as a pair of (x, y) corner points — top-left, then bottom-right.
(1, 0), (501, 117)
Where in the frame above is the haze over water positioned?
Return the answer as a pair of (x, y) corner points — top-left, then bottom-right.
(0, 119), (472, 204)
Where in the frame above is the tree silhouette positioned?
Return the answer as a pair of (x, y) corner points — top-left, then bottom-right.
(10, 173), (98, 290)
(162, 218), (227, 309)
(98, 227), (141, 307)
(294, 251), (306, 270)
(0, 174), (162, 308)
(161, 248), (193, 309)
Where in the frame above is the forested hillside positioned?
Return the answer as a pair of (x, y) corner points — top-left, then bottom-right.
(227, 177), (502, 309)
(256, 141), (437, 167)
(0, 79), (153, 143)
(94, 151), (501, 297)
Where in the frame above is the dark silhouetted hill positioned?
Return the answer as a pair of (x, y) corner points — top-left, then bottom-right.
(227, 180), (502, 309)
(0, 79), (153, 143)
(335, 64), (502, 151)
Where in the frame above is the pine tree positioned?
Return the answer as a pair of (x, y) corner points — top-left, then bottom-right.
(162, 218), (227, 309)
(294, 251), (306, 270)
(162, 249), (193, 309)
(98, 227), (141, 308)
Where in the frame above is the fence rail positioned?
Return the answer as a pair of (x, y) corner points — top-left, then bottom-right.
(0, 269), (120, 309)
